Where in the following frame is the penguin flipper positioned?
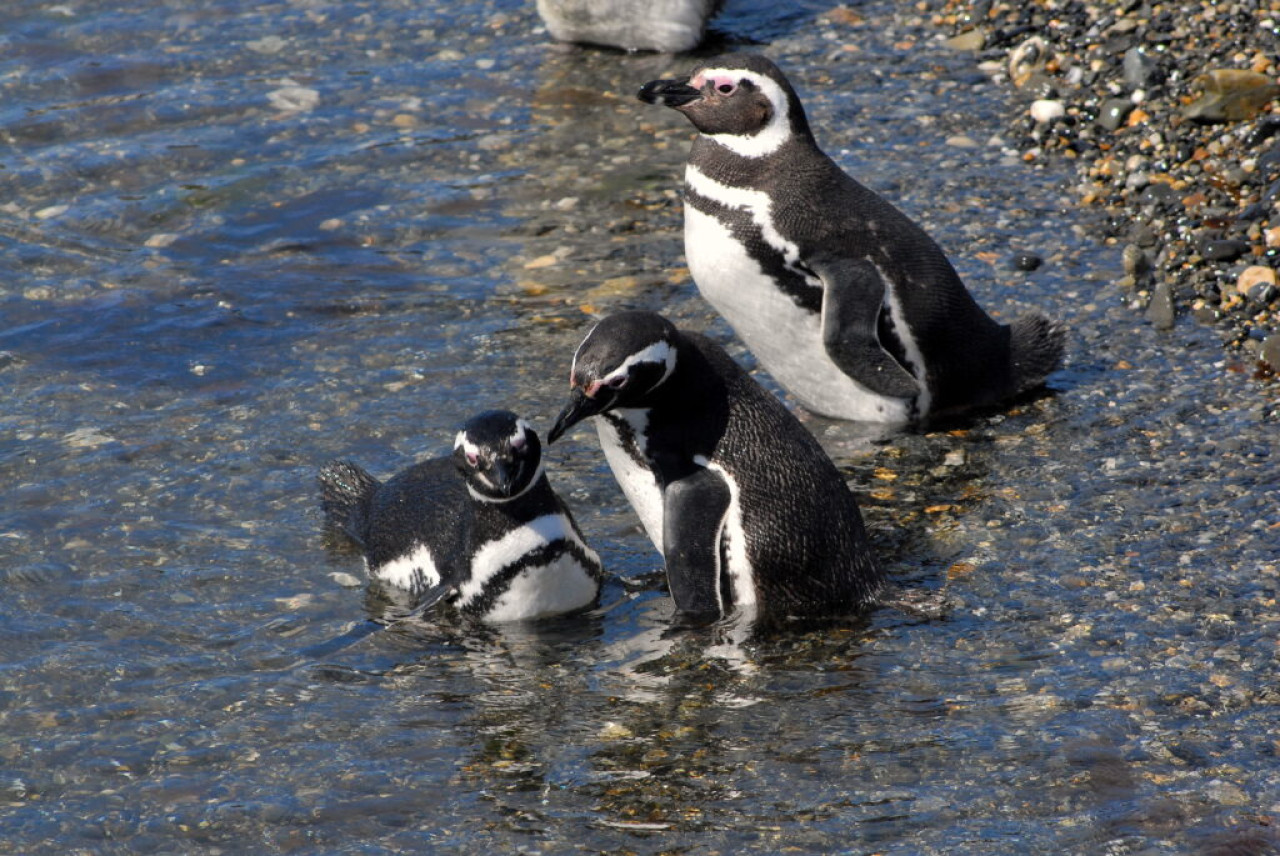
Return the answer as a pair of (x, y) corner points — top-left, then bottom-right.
(385, 582), (455, 624)
(813, 257), (920, 399)
(661, 468), (731, 621)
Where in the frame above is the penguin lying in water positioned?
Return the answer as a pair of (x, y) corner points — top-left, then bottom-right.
(548, 311), (884, 624)
(318, 410), (602, 623)
(638, 53), (1065, 425)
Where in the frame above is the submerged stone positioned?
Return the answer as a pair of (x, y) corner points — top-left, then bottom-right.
(1146, 280), (1176, 329)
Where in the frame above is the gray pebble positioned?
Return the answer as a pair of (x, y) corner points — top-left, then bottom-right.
(1261, 333), (1280, 371)
(1096, 98), (1134, 131)
(1146, 280), (1176, 329)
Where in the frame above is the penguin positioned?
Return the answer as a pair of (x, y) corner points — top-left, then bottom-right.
(318, 410), (603, 623)
(547, 310), (884, 623)
(536, 0), (723, 53)
(638, 53), (1065, 425)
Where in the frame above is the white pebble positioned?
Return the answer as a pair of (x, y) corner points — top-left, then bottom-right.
(247, 35), (286, 54)
(267, 86), (320, 112)
(329, 572), (363, 588)
(1029, 99), (1065, 124)
(35, 204), (68, 220)
(144, 233), (179, 248)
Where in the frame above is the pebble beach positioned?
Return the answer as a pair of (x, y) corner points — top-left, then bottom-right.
(924, 0), (1280, 377)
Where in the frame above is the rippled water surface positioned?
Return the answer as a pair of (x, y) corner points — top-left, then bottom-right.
(2, 0), (1277, 853)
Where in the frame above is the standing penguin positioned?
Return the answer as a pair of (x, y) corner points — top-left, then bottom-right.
(548, 311), (884, 623)
(638, 53), (1065, 425)
(318, 410), (602, 623)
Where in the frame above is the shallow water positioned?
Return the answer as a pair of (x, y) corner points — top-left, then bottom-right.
(2, 0), (1277, 853)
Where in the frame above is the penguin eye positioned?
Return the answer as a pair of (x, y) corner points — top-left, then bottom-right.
(717, 82), (736, 95)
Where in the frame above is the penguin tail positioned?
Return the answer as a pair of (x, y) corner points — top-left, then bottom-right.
(317, 460), (380, 546)
(1008, 312), (1066, 393)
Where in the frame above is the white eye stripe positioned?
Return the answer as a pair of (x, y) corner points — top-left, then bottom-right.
(697, 68), (792, 159)
(454, 432), (483, 461)
(510, 419), (531, 448)
(603, 341), (677, 390)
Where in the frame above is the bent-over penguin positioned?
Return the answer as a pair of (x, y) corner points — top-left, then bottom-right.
(318, 410), (602, 623)
(548, 311), (884, 623)
(638, 53), (1065, 424)
(536, 0), (723, 53)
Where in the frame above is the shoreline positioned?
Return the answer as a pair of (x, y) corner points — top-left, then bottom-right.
(920, 0), (1280, 378)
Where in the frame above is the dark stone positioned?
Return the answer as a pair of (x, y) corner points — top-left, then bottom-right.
(1256, 143), (1280, 181)
(1200, 239), (1250, 262)
(1247, 282), (1277, 305)
(1237, 202), (1268, 222)
(1012, 252), (1043, 271)
(1096, 98), (1134, 131)
(1246, 116), (1280, 147)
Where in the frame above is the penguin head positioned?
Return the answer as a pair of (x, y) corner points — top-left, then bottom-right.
(637, 53), (811, 157)
(548, 311), (679, 443)
(453, 410), (544, 502)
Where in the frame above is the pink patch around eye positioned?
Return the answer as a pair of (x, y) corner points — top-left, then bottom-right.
(705, 75), (737, 93)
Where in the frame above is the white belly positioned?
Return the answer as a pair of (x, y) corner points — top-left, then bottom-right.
(684, 194), (913, 425)
(595, 410), (665, 555)
(484, 552), (599, 622)
(460, 513), (601, 622)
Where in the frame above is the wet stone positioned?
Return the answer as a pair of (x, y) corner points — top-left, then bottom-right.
(1201, 239), (1249, 263)
(1011, 252), (1042, 271)
(1261, 334), (1280, 371)
(1122, 244), (1152, 277)
(1096, 98), (1134, 132)
(1146, 280), (1176, 329)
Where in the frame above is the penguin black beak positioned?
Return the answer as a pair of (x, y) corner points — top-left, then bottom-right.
(638, 77), (701, 108)
(490, 459), (518, 496)
(548, 387), (609, 444)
